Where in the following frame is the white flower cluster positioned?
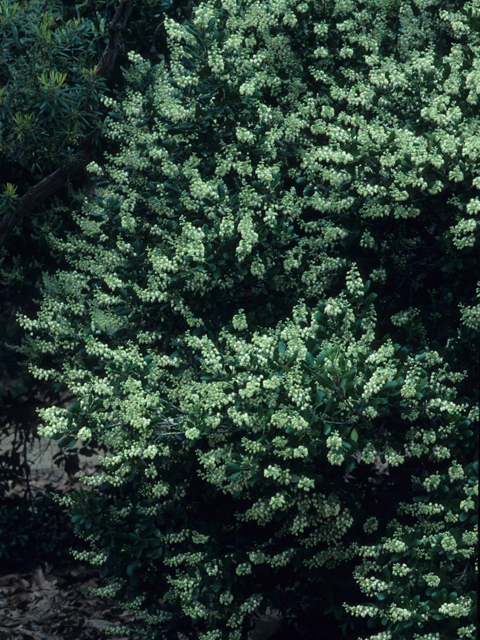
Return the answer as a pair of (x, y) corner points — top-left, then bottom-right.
(250, 256), (266, 278)
(382, 538), (408, 554)
(239, 593), (263, 614)
(362, 365), (396, 401)
(236, 127), (256, 145)
(360, 442), (377, 465)
(185, 427), (201, 440)
(369, 268), (387, 284)
(269, 492), (287, 510)
(324, 298), (345, 318)
(459, 282), (480, 331)
(431, 444), (452, 461)
(448, 460), (465, 482)
(219, 591), (234, 605)
(423, 474), (442, 492)
(297, 476), (315, 492)
(236, 213), (259, 261)
(363, 517), (379, 534)
(263, 464), (290, 484)
(343, 603), (378, 618)
(345, 263), (364, 297)
(326, 431), (345, 466)
(462, 524), (478, 546)
(88, 579), (123, 599)
(36, 405), (70, 438)
(438, 597), (472, 618)
(392, 563), (412, 576)
(77, 427), (92, 441)
(388, 605), (413, 622)
(235, 562), (252, 576)
(127, 51), (151, 75)
(460, 497), (476, 512)
(423, 573), (441, 587)
(358, 576), (390, 596)
(360, 230), (377, 249)
(450, 218), (478, 250)
(384, 447), (405, 467)
(232, 310), (248, 331)
(390, 307), (420, 327)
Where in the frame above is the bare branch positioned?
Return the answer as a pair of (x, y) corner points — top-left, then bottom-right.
(96, 0), (135, 79)
(0, 167), (68, 247)
(0, 0), (135, 248)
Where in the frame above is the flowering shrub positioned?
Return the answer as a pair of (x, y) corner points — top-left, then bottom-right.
(15, 0), (478, 638)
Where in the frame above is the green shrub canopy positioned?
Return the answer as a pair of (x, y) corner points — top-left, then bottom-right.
(0, 0), (107, 186)
(17, 0), (478, 638)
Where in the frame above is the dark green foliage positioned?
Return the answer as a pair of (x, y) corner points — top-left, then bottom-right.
(0, 0), (199, 565)
(0, 485), (78, 570)
(8, 0), (480, 638)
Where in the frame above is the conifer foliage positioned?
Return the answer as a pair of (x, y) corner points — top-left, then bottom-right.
(16, 0), (478, 638)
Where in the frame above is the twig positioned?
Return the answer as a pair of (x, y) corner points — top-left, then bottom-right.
(452, 562), (471, 587)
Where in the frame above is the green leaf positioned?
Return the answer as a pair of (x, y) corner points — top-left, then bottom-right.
(148, 547), (163, 560)
(286, 350), (298, 365)
(71, 515), (84, 524)
(314, 391), (324, 408)
(318, 375), (336, 391)
(278, 341), (286, 357)
(126, 561), (140, 576)
(363, 293), (377, 305)
(385, 131), (396, 144)
(323, 396), (334, 414)
(58, 435), (77, 448)
(226, 464), (242, 476)
(212, 578), (222, 593)
(191, 586), (201, 600)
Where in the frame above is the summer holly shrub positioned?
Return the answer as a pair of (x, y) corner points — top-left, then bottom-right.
(0, 0), (196, 564)
(15, 0), (478, 638)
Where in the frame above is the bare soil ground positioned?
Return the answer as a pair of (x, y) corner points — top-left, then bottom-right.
(0, 464), (133, 640)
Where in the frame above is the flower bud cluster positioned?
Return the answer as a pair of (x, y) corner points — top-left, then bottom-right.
(15, 2), (479, 637)
(345, 264), (364, 297)
(363, 517), (379, 534)
(438, 597), (472, 618)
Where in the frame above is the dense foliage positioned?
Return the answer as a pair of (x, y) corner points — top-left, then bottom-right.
(0, 0), (195, 563)
(0, 0), (106, 560)
(0, 0), (107, 199)
(15, 0), (478, 638)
